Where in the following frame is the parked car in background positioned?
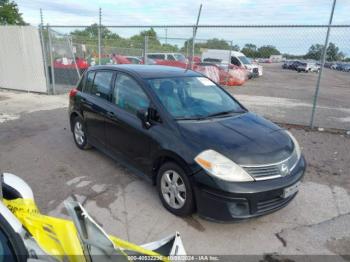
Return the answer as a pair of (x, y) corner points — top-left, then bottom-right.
(147, 53), (188, 63)
(69, 65), (305, 221)
(194, 62), (247, 86)
(341, 64), (350, 72)
(282, 61), (294, 69)
(324, 62), (334, 68)
(297, 62), (320, 73)
(201, 49), (263, 78)
(289, 61), (303, 70)
(331, 63), (341, 70)
(125, 56), (143, 64)
(258, 58), (272, 63)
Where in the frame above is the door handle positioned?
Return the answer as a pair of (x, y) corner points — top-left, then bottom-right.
(106, 111), (117, 119)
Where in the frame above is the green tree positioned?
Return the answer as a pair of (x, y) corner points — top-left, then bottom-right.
(257, 45), (280, 58)
(304, 42), (344, 61)
(231, 44), (240, 51)
(181, 38), (239, 55)
(241, 43), (258, 58)
(71, 24), (120, 40)
(304, 44), (324, 60)
(130, 28), (161, 50)
(326, 42), (344, 61)
(0, 0), (26, 25)
(203, 38), (230, 49)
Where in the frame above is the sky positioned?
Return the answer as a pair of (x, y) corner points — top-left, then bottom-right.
(16, 0), (350, 55)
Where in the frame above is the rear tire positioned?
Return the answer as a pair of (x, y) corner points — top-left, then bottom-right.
(157, 162), (195, 217)
(72, 116), (91, 150)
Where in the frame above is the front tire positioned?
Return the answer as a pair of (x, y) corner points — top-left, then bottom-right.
(157, 162), (195, 216)
(72, 116), (91, 150)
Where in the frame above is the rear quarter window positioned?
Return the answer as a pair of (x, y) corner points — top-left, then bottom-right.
(84, 71), (95, 93)
(76, 73), (86, 91)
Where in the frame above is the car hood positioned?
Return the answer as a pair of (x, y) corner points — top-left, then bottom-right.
(178, 112), (294, 165)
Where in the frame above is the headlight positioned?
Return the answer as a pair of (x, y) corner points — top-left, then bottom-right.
(285, 130), (301, 159)
(194, 150), (254, 182)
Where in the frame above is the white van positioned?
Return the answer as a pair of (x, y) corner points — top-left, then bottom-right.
(201, 49), (263, 77)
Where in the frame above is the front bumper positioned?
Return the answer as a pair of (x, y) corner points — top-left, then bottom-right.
(192, 156), (306, 222)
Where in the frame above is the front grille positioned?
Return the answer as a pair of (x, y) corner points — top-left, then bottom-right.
(242, 150), (299, 181)
(244, 165), (281, 179)
(256, 195), (295, 214)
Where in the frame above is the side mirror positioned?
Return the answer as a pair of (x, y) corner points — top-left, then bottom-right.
(137, 108), (152, 129)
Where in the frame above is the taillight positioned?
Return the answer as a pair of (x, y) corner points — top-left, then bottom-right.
(69, 88), (78, 97)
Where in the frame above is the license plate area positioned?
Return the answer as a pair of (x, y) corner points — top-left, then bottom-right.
(282, 182), (300, 198)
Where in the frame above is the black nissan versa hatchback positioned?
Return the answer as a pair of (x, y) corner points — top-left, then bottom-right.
(68, 65), (306, 221)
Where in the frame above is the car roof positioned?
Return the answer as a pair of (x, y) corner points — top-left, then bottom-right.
(87, 65), (201, 79)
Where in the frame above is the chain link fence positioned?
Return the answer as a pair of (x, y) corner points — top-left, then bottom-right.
(40, 24), (350, 130)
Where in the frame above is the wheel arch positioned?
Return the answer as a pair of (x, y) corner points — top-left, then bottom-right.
(69, 111), (83, 132)
(151, 150), (193, 185)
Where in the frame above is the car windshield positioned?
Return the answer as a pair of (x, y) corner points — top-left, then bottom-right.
(238, 56), (251, 65)
(147, 76), (245, 120)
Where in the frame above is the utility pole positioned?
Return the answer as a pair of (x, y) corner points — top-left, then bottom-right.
(191, 4), (202, 69)
(98, 7), (102, 65)
(165, 28), (168, 44)
(310, 0), (337, 128)
(39, 9), (50, 94)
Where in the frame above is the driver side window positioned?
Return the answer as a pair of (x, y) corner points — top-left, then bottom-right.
(113, 73), (150, 115)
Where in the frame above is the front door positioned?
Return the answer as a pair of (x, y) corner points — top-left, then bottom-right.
(105, 72), (153, 172)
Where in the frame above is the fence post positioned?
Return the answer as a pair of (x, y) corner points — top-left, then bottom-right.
(143, 35), (148, 65)
(98, 7), (102, 65)
(39, 9), (50, 94)
(191, 4), (203, 69)
(47, 25), (56, 95)
(225, 41), (233, 85)
(310, 0), (337, 128)
(68, 36), (81, 79)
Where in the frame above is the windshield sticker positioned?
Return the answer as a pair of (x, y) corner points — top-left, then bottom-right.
(197, 77), (215, 86)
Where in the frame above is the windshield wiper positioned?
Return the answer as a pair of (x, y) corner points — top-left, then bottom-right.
(176, 111), (245, 120)
(175, 116), (206, 120)
(206, 110), (237, 118)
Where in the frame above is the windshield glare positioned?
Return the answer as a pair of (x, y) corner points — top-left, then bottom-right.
(147, 76), (244, 119)
(238, 56), (251, 65)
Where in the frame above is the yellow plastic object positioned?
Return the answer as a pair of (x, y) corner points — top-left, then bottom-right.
(3, 198), (168, 262)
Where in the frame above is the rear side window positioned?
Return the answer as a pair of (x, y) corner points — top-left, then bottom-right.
(91, 71), (114, 100)
(148, 54), (165, 60)
(167, 55), (176, 61)
(77, 73), (86, 91)
(84, 71), (95, 93)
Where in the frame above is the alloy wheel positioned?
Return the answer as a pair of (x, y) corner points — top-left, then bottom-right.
(74, 121), (85, 146)
(160, 170), (186, 209)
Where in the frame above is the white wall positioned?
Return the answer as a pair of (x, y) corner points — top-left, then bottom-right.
(0, 26), (47, 93)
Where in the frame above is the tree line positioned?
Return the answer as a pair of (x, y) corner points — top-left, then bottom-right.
(70, 25), (347, 62)
(1, 1), (348, 62)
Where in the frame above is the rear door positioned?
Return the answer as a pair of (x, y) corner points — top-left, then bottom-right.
(105, 72), (153, 172)
(80, 70), (114, 146)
